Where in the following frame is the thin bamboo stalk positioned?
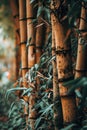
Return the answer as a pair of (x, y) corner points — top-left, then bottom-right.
(44, 24), (51, 45)
(26, 0), (35, 69)
(75, 3), (87, 78)
(51, 0), (77, 126)
(51, 13), (63, 130)
(9, 0), (20, 79)
(35, 16), (44, 63)
(19, 0), (28, 118)
(19, 0), (28, 78)
(35, 13), (44, 94)
(15, 33), (21, 80)
(26, 0), (36, 129)
(75, 2), (87, 116)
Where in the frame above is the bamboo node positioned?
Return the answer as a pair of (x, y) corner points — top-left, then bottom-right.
(21, 67), (29, 70)
(19, 18), (27, 21)
(20, 41), (27, 45)
(58, 76), (74, 83)
(56, 49), (71, 55)
(74, 69), (87, 72)
(27, 17), (34, 19)
(28, 43), (35, 46)
(36, 46), (42, 49)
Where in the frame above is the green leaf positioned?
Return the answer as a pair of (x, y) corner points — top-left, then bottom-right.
(41, 104), (53, 116)
(61, 124), (76, 130)
(37, 6), (43, 17)
(6, 87), (27, 99)
(63, 77), (87, 94)
(30, 0), (35, 4)
(35, 117), (43, 129)
(21, 88), (33, 96)
(26, 37), (32, 47)
(75, 89), (82, 98)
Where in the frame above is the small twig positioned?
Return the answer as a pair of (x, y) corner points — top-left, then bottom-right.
(36, 71), (49, 80)
(40, 17), (51, 26)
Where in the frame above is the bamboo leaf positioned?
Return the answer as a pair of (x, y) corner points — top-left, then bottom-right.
(63, 77), (87, 95)
(75, 90), (82, 98)
(37, 6), (43, 17)
(30, 0), (35, 4)
(21, 88), (33, 96)
(26, 37), (32, 47)
(6, 87), (27, 99)
(61, 124), (76, 130)
(41, 104), (53, 116)
(63, 78), (81, 87)
(35, 117), (43, 129)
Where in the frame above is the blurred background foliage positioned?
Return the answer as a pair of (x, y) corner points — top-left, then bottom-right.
(0, 0), (14, 39)
(0, 1), (16, 129)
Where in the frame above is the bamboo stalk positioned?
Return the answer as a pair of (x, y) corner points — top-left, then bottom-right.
(36, 16), (44, 63)
(75, 2), (87, 117)
(9, 0), (20, 79)
(19, 0), (28, 78)
(51, 13), (63, 130)
(35, 12), (44, 94)
(15, 33), (21, 80)
(26, 0), (36, 129)
(19, 0), (28, 119)
(9, 0), (21, 97)
(75, 3), (87, 78)
(51, 0), (77, 126)
(44, 24), (51, 45)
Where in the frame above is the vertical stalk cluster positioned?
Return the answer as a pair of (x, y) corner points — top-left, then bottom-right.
(9, 0), (87, 129)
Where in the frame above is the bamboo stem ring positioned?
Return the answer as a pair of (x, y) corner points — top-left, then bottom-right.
(58, 76), (74, 83)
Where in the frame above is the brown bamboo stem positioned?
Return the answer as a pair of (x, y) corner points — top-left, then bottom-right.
(75, 2), (87, 117)
(19, 0), (28, 78)
(19, 0), (28, 120)
(26, 0), (36, 129)
(36, 16), (44, 63)
(35, 14), (44, 93)
(51, 13), (63, 130)
(51, 0), (77, 126)
(9, 0), (20, 79)
(75, 3), (87, 78)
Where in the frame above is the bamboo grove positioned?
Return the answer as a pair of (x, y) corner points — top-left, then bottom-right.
(3, 0), (87, 130)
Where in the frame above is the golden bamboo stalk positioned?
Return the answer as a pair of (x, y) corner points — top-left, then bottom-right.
(51, 13), (63, 130)
(35, 16), (44, 63)
(19, 0), (28, 77)
(26, 0), (36, 129)
(9, 0), (20, 79)
(51, 0), (77, 126)
(75, 3), (87, 78)
(75, 2), (87, 109)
